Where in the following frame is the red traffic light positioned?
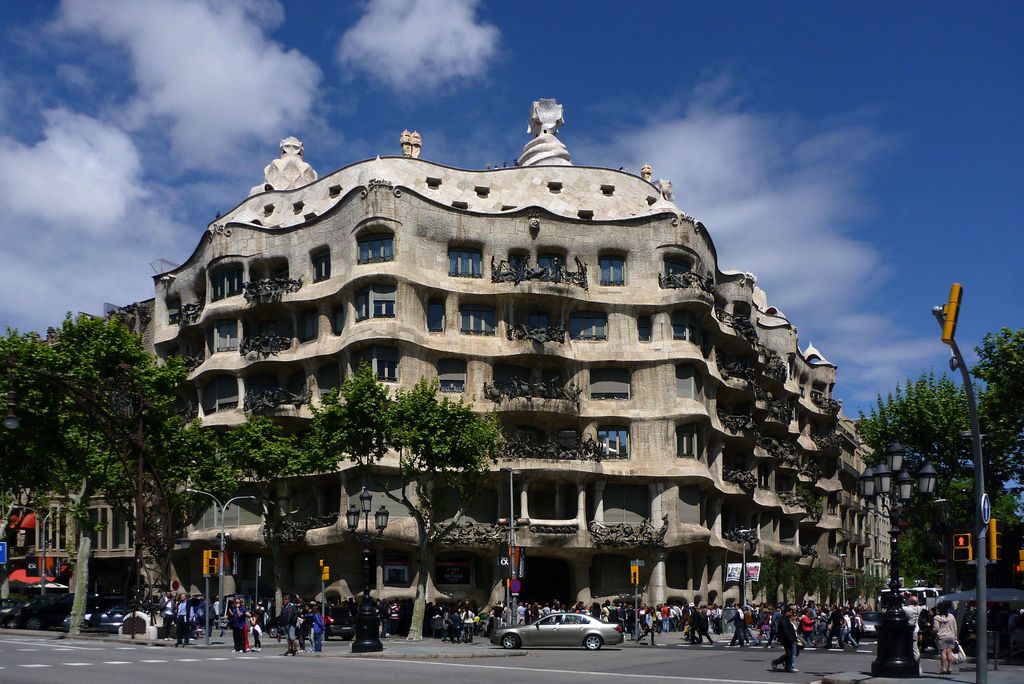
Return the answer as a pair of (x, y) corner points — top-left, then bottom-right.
(957, 535), (966, 546)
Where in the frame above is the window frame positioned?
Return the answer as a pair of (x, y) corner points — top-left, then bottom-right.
(357, 234), (394, 264)
(599, 256), (625, 286)
(355, 284), (397, 321)
(590, 367), (631, 400)
(437, 358), (467, 394)
(597, 426), (630, 459)
(312, 250), (331, 282)
(213, 320), (238, 353)
(448, 248), (483, 278)
(672, 310), (699, 342)
(354, 346), (400, 382)
(298, 309), (319, 342)
(211, 267), (243, 301)
(459, 305), (496, 336)
(676, 424), (700, 458)
(427, 299), (446, 332)
(569, 311), (608, 341)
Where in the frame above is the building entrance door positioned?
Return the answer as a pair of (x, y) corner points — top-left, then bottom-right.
(518, 557), (572, 607)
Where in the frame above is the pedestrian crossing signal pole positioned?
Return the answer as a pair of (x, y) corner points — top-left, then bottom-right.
(631, 560), (643, 641)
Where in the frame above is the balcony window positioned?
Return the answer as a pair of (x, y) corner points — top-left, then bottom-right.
(202, 376), (238, 414)
(460, 306), (495, 335)
(355, 285), (396, 321)
(590, 367), (630, 400)
(438, 358), (466, 393)
(211, 267), (243, 301)
(166, 296), (181, 325)
(317, 363), (341, 396)
(357, 234), (394, 264)
(448, 249), (483, 278)
(427, 299), (445, 332)
(597, 426), (629, 458)
(298, 310), (319, 342)
(675, 364), (697, 398)
(570, 311), (607, 340)
(354, 345), (399, 382)
(676, 424), (700, 458)
(637, 316), (651, 342)
(599, 256), (625, 286)
(213, 320), (238, 353)
(312, 250), (331, 282)
(672, 310), (698, 342)
(528, 311), (550, 328)
(537, 253), (564, 270)
(664, 258), (691, 277)
(494, 363), (530, 385)
(332, 305), (345, 335)
(758, 463), (771, 489)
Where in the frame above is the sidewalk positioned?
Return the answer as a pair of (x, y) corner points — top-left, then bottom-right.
(824, 668), (1024, 684)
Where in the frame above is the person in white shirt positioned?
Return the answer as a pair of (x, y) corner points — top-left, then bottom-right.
(902, 595), (923, 674)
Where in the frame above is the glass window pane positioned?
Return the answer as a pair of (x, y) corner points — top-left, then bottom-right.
(528, 311), (549, 329)
(427, 299), (445, 331)
(672, 310), (697, 342)
(313, 251), (330, 282)
(299, 310), (318, 341)
(449, 249), (482, 277)
(637, 316), (651, 342)
(438, 358), (466, 393)
(664, 259), (690, 276)
(598, 427), (629, 458)
(570, 312), (607, 340)
(460, 306), (495, 335)
(358, 235), (394, 264)
(599, 257), (625, 286)
(591, 368), (630, 399)
(332, 306), (345, 334)
(215, 320), (238, 352)
(675, 364), (695, 398)
(676, 425), (699, 458)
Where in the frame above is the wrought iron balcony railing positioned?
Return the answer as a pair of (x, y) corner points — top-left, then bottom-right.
(240, 334), (292, 358)
(588, 515), (669, 548)
(506, 322), (567, 344)
(658, 271), (714, 293)
(484, 376), (582, 406)
(243, 388), (307, 413)
(242, 276), (303, 304)
(490, 256), (588, 289)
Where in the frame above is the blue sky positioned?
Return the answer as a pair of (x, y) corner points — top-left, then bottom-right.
(0, 0), (1020, 413)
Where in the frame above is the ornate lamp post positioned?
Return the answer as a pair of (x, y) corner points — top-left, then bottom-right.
(346, 487), (389, 653)
(861, 442), (938, 678)
(725, 527), (759, 607)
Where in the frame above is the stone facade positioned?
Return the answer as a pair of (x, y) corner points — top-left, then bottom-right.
(153, 105), (877, 607)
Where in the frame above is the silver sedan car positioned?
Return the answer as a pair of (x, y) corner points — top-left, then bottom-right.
(491, 612), (624, 650)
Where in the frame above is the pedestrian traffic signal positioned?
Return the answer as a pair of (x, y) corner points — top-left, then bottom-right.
(321, 565), (330, 581)
(630, 565), (640, 586)
(203, 549), (220, 576)
(953, 533), (973, 562)
(940, 283), (962, 346)
(987, 519), (1002, 561)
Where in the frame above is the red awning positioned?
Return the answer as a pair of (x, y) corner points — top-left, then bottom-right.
(7, 569), (57, 585)
(8, 512), (37, 530)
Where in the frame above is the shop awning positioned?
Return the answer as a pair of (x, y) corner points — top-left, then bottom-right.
(7, 569), (67, 589)
(8, 512), (37, 530)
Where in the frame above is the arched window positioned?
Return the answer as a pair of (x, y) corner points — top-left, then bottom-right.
(355, 284), (396, 321)
(676, 424), (701, 459)
(672, 310), (698, 342)
(357, 233), (393, 264)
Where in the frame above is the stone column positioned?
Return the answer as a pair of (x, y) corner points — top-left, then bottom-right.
(649, 483), (664, 520)
(375, 547), (384, 595)
(649, 551), (668, 604)
(573, 560), (591, 606)
(519, 483), (530, 520)
(593, 481), (605, 523)
(575, 484), (587, 530)
(554, 484), (565, 519)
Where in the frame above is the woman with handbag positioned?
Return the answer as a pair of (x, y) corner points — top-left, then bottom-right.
(933, 603), (959, 674)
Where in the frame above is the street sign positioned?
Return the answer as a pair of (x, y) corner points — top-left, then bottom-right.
(0, 541), (6, 564)
(497, 555), (511, 578)
(981, 494), (991, 525)
(509, 578), (522, 595)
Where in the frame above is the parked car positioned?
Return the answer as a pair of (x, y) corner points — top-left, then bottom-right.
(62, 603), (129, 634)
(325, 604), (355, 641)
(0, 598), (25, 619)
(3, 593), (76, 630)
(860, 611), (881, 638)
(491, 612), (624, 650)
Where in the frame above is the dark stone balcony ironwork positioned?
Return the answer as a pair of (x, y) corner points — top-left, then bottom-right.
(723, 468), (757, 492)
(499, 434), (613, 461)
(811, 392), (841, 415)
(506, 322), (567, 344)
(763, 350), (788, 383)
(490, 255), (588, 289)
(717, 408), (757, 433)
(243, 388), (307, 413)
(811, 431), (844, 451)
(177, 302), (204, 326)
(800, 544), (818, 558)
(442, 521), (507, 547)
(274, 512), (340, 544)
(242, 276), (303, 304)
(483, 376), (582, 407)
(799, 460), (823, 482)
(778, 491), (805, 507)
(588, 515), (669, 548)
(182, 352), (204, 372)
(529, 523), (580, 535)
(766, 399), (793, 425)
(715, 307), (759, 346)
(240, 334), (292, 358)
(658, 271), (714, 293)
(719, 359), (757, 383)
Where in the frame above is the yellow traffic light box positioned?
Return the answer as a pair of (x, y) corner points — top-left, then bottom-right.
(321, 565), (330, 581)
(988, 519), (1002, 561)
(629, 563), (640, 586)
(203, 549), (221, 576)
(940, 283), (963, 345)
(953, 533), (973, 562)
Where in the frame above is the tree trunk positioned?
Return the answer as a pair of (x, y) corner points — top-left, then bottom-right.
(68, 527), (92, 637)
(407, 525), (431, 641)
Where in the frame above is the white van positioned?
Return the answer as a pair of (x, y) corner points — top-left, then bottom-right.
(878, 587), (941, 608)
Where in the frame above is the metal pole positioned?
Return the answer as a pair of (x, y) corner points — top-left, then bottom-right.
(204, 574), (210, 646)
(840, 554), (846, 606)
(218, 504), (225, 624)
(633, 565), (639, 641)
(40, 511), (50, 597)
(933, 310), (987, 682)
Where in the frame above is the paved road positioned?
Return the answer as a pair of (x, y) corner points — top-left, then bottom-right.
(0, 633), (999, 684)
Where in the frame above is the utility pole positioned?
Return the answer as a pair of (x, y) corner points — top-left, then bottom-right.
(933, 284), (987, 682)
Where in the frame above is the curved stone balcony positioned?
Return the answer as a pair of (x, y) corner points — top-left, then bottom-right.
(815, 477), (843, 494)
(664, 523), (713, 547)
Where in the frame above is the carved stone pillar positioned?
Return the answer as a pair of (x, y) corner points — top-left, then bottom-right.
(573, 560), (591, 605)
(575, 484), (587, 529)
(649, 551), (668, 604)
(375, 547), (384, 594)
(593, 481), (605, 523)
(519, 483), (530, 520)
(649, 482), (665, 520)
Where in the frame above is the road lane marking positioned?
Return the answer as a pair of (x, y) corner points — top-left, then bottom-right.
(17, 648), (39, 651)
(103, 661), (131, 664)
(20, 664), (51, 668)
(206, 657), (229, 660)
(116, 646), (137, 650)
(64, 662), (92, 666)
(372, 659), (816, 684)
(179, 657), (200, 661)
(141, 659), (167, 663)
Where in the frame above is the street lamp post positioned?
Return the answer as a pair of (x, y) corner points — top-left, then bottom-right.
(861, 442), (938, 678)
(499, 468), (521, 625)
(186, 489), (255, 645)
(346, 487), (389, 653)
(839, 553), (847, 607)
(726, 527), (758, 607)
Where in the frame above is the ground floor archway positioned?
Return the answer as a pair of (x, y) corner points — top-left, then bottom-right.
(518, 556), (572, 606)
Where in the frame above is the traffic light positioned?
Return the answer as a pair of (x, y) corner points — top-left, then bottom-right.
(940, 283), (963, 345)
(203, 549), (220, 576)
(987, 519), (1002, 561)
(953, 533), (973, 562)
(630, 564), (640, 586)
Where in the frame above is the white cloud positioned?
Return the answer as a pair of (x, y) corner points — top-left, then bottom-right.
(579, 88), (946, 406)
(337, 0), (499, 93)
(0, 109), (191, 334)
(55, 0), (321, 170)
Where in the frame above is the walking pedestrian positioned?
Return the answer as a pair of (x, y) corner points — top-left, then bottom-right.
(771, 606), (801, 672)
(160, 592), (174, 640)
(311, 605), (325, 652)
(934, 603), (959, 675)
(279, 595), (298, 656)
(249, 609), (263, 652)
(174, 593), (191, 647)
(730, 607), (747, 646)
(227, 597), (247, 652)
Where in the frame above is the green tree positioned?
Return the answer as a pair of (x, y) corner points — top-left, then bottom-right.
(221, 415), (302, 611)
(973, 328), (1024, 485)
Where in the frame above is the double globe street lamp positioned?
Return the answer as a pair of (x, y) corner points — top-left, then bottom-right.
(346, 487), (389, 653)
(860, 441), (938, 678)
